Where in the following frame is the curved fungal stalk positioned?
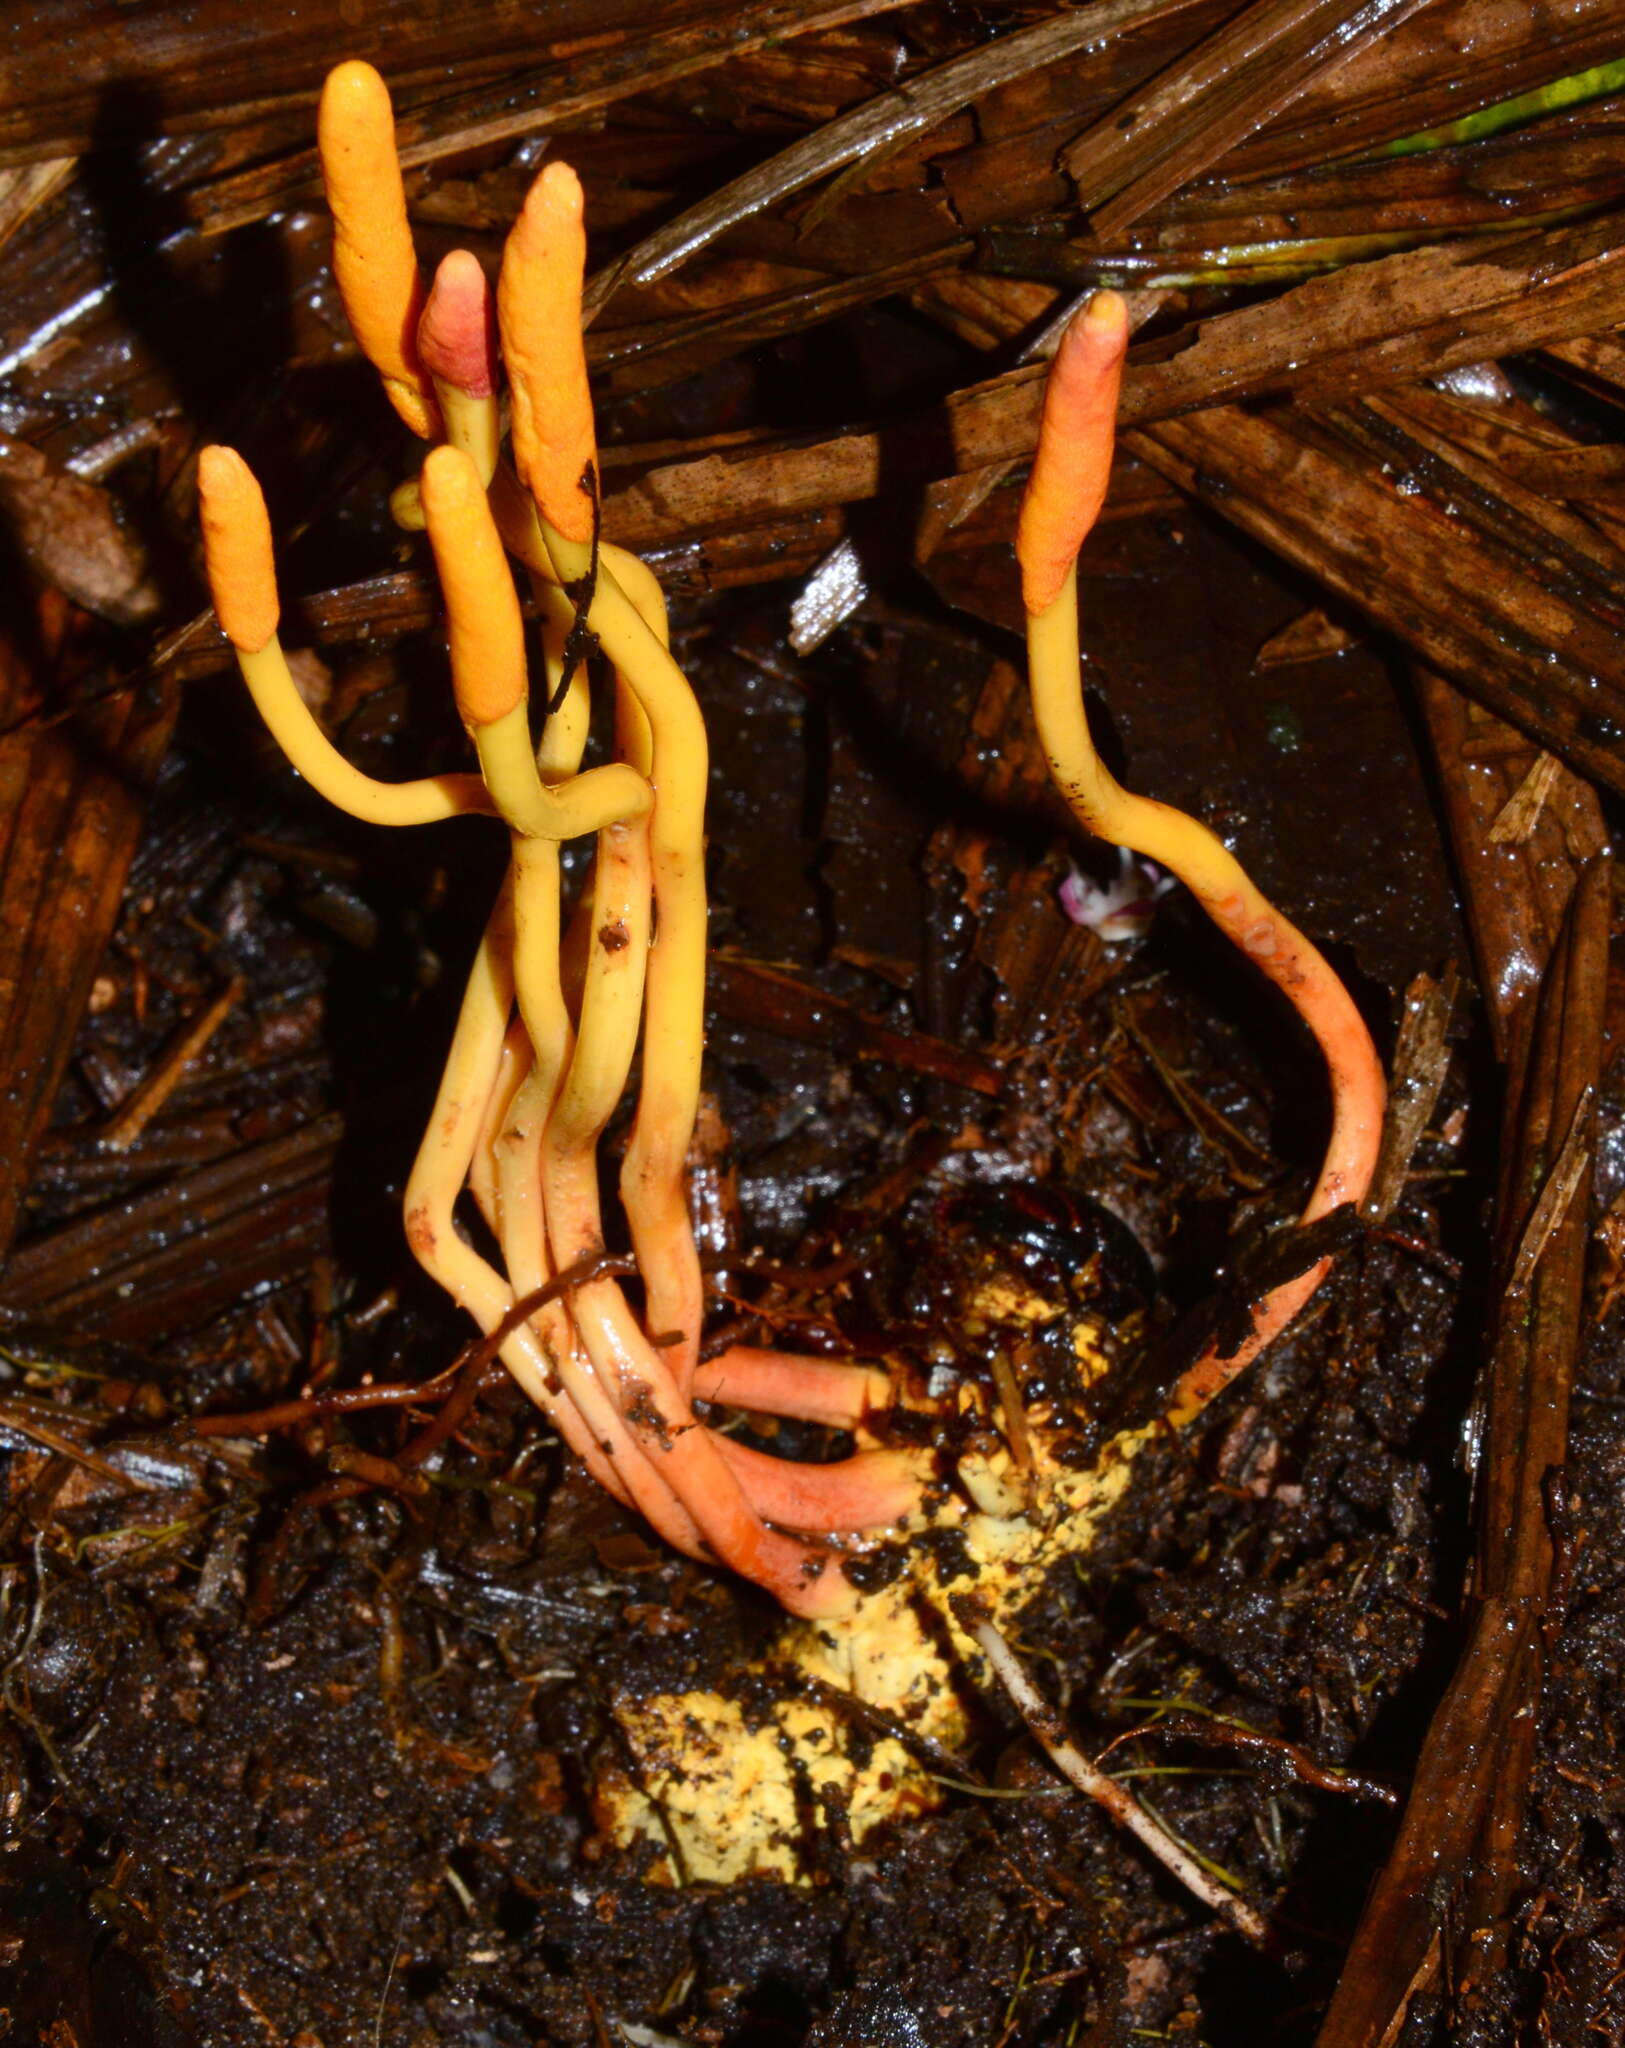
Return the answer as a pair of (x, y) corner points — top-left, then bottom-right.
(397, 887), (635, 1511)
(199, 445), (492, 827)
(475, 621), (704, 1557)
(1016, 291), (1387, 1417)
(419, 444), (650, 839)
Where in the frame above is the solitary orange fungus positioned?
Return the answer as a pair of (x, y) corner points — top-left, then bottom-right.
(1015, 290), (1131, 616)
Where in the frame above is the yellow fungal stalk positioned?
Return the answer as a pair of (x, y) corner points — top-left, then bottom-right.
(418, 251), (501, 482)
(493, 157), (712, 1401)
(199, 444), (494, 827)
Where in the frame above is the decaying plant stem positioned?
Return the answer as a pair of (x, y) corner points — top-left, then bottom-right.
(955, 1596), (1270, 1946)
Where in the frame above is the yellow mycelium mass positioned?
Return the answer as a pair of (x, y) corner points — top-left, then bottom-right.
(594, 1292), (1150, 1885)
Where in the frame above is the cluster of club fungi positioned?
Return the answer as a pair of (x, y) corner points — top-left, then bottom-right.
(199, 64), (1386, 1892)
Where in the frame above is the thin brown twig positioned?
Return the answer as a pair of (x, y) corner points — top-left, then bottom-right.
(953, 1596), (1269, 1946)
(190, 1253), (639, 1441)
(0, 1402), (147, 1493)
(100, 975), (246, 1152)
(1096, 1708), (1398, 1805)
(188, 1355), (482, 1438)
(583, 0), (1210, 315)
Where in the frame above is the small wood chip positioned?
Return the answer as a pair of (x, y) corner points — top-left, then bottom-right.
(1364, 965), (1459, 1224)
(1487, 752), (1562, 846)
(1508, 1085), (1594, 1297)
(100, 976), (247, 1153)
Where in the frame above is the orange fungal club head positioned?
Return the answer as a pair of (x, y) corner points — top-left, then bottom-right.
(420, 444), (526, 728)
(318, 60), (437, 438)
(1015, 291), (1130, 616)
(419, 251), (498, 401)
(497, 160), (598, 545)
(198, 445), (279, 655)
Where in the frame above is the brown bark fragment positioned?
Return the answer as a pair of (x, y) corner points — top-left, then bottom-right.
(0, 591), (178, 1262)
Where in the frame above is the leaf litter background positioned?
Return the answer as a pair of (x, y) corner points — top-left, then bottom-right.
(0, 4), (1624, 2043)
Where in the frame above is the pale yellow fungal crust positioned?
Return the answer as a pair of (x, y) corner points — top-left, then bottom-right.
(498, 161), (598, 544)
(595, 1302), (1153, 1886)
(198, 445), (279, 654)
(317, 61), (437, 438)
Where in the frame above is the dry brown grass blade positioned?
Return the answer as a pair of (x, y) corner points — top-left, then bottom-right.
(581, 0), (1214, 317)
(1126, 398), (1625, 797)
(1415, 679), (1607, 1064)
(1124, 207), (1625, 418)
(1064, 0), (1431, 240)
(7, 0), (918, 164)
(186, 0), (915, 237)
(0, 1117), (342, 1342)
(1499, 443), (1625, 501)
(0, 594), (178, 1263)
(1236, 0), (1621, 181)
(0, 158), (75, 255)
(1543, 331), (1625, 412)
(602, 207), (1625, 546)
(589, 245), (971, 399)
(970, 111), (1625, 260)
(1364, 385), (1625, 580)
(1362, 964), (1459, 1226)
(708, 953), (1006, 1097)
(932, 0), (1622, 240)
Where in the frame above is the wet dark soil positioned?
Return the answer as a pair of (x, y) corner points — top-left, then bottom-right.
(0, 504), (1496, 2046)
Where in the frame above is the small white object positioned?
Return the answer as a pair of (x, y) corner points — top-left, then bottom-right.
(1058, 845), (1175, 943)
(788, 538), (867, 654)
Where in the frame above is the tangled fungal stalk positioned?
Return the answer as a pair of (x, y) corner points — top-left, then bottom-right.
(199, 61), (1386, 1889)
(201, 62), (925, 1622)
